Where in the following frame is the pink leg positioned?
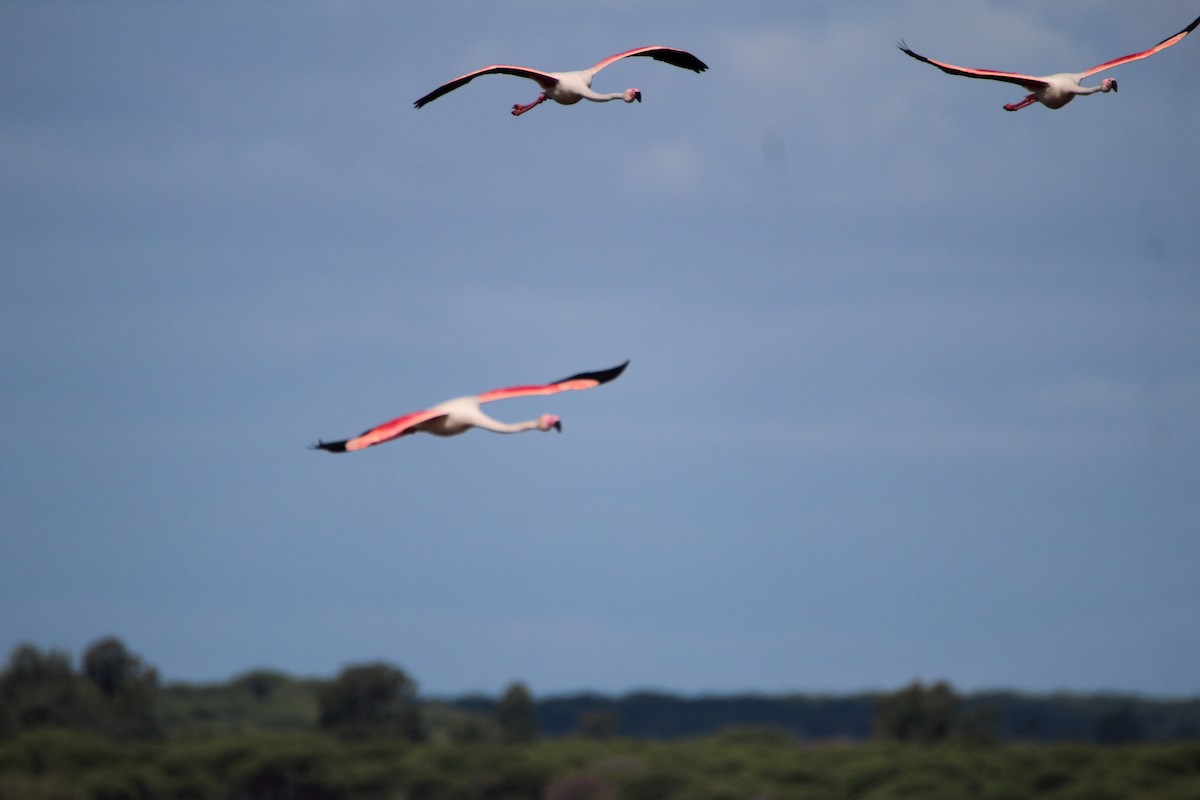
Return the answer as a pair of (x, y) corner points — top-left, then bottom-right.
(1003, 94), (1038, 112)
(511, 94), (547, 116)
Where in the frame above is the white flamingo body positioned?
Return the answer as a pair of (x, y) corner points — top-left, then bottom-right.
(410, 395), (549, 437)
(413, 46), (707, 116)
(539, 69), (632, 106)
(899, 14), (1199, 111)
(1023, 72), (1114, 109)
(313, 361), (628, 453)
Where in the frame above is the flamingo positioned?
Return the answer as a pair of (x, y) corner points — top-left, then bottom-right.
(898, 14), (1200, 111)
(312, 361), (628, 453)
(413, 46), (707, 116)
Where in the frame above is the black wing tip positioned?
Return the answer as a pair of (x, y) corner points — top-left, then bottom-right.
(585, 359), (631, 385)
(647, 48), (708, 73)
(602, 359), (630, 383)
(311, 439), (348, 453)
(414, 82), (460, 109)
(552, 359), (630, 387)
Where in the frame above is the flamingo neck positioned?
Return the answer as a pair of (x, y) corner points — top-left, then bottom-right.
(1077, 77), (1116, 96)
(578, 87), (627, 103)
(474, 417), (542, 434)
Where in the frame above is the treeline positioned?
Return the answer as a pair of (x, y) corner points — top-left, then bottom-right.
(4, 640), (1200, 799)
(3, 638), (1199, 746)
(5, 728), (1200, 800)
(459, 685), (1200, 745)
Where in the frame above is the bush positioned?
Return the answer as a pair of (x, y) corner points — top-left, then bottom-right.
(544, 771), (618, 800)
(0, 775), (86, 800)
(78, 766), (167, 800)
(0, 730), (120, 778)
(223, 735), (338, 800)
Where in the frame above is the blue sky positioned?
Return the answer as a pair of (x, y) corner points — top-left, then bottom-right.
(2, 0), (1198, 698)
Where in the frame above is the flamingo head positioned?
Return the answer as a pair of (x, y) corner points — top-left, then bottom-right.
(538, 414), (562, 432)
(1102, 78), (1118, 93)
(624, 88), (642, 103)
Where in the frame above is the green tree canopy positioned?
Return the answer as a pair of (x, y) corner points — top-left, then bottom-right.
(0, 644), (97, 737)
(81, 637), (160, 738)
(873, 680), (961, 743)
(234, 669), (293, 701)
(1, 638), (161, 740)
(82, 637), (159, 698)
(497, 682), (538, 743)
(317, 662), (423, 740)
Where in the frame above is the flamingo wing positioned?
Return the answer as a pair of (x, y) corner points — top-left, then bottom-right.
(589, 46), (708, 75)
(898, 42), (1048, 89)
(477, 360), (629, 404)
(1080, 14), (1200, 78)
(312, 408), (447, 453)
(413, 65), (560, 109)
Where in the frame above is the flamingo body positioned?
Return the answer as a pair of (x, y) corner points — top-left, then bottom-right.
(899, 14), (1200, 111)
(413, 46), (707, 116)
(313, 361), (628, 453)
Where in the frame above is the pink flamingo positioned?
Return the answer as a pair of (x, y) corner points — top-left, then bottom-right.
(313, 361), (628, 453)
(413, 46), (707, 116)
(899, 14), (1200, 111)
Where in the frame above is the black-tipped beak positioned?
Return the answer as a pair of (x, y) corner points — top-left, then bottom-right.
(634, 91), (642, 103)
(553, 420), (563, 432)
(1112, 80), (1118, 93)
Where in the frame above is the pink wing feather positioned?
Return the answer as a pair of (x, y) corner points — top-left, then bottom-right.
(313, 408), (447, 453)
(477, 361), (630, 404)
(413, 65), (559, 109)
(1080, 14), (1200, 78)
(898, 42), (1047, 88)
(589, 46), (708, 75)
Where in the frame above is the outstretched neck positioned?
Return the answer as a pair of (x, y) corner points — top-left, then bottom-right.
(1078, 76), (1117, 96)
(580, 88), (624, 102)
(473, 417), (543, 434)
(473, 412), (559, 434)
(470, 417), (547, 434)
(579, 86), (640, 104)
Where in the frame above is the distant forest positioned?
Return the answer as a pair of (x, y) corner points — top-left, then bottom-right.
(3, 637), (1198, 745)
(4, 639), (1200, 800)
(465, 688), (1200, 744)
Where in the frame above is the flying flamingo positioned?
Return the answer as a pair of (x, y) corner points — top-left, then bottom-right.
(413, 46), (707, 116)
(898, 14), (1200, 111)
(312, 361), (628, 453)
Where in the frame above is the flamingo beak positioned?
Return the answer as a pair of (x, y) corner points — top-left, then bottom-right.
(1111, 79), (1118, 93)
(634, 90), (642, 103)
(553, 420), (562, 432)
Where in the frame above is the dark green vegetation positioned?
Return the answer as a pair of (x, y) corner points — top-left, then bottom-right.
(4, 727), (1200, 800)
(2, 639), (1199, 799)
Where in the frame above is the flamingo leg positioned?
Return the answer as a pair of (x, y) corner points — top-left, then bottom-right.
(1003, 94), (1038, 112)
(511, 93), (548, 116)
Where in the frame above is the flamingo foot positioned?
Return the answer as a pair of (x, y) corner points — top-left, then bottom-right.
(1003, 95), (1038, 112)
(511, 95), (547, 117)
